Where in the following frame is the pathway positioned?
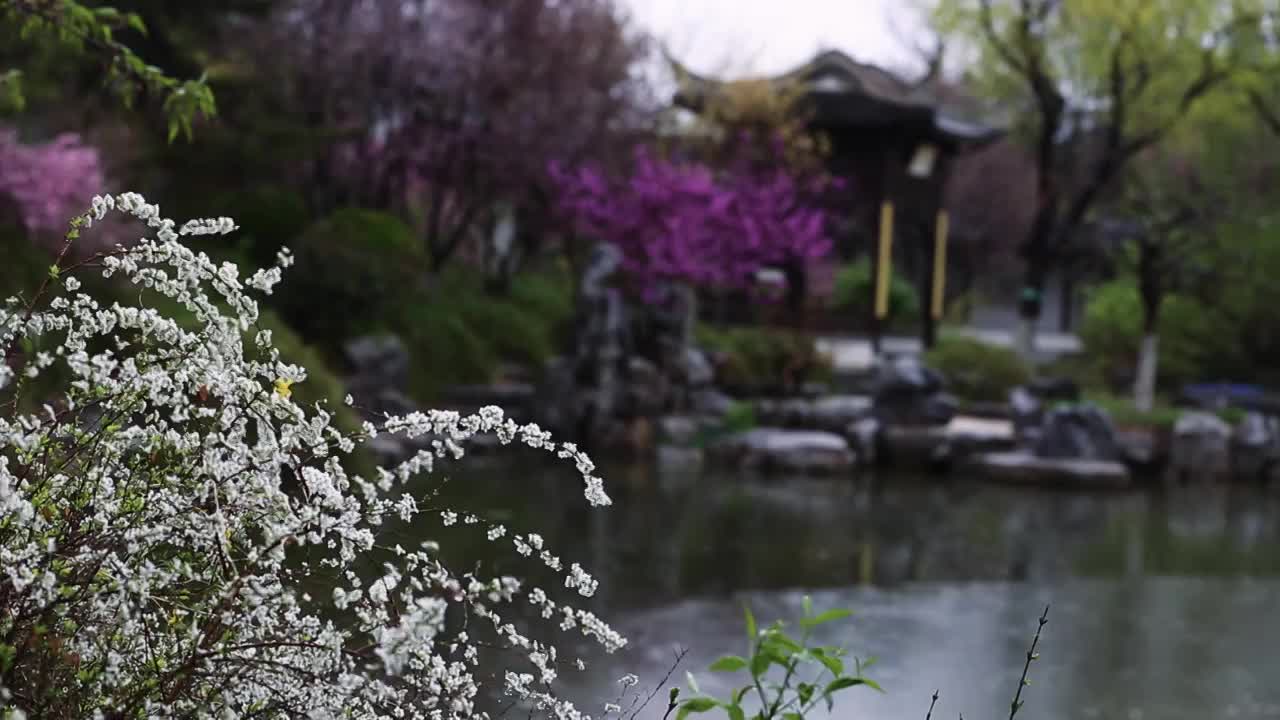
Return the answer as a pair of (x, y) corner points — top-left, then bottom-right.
(816, 328), (1083, 373)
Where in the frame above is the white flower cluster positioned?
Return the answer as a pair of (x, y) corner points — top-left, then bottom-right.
(0, 194), (625, 719)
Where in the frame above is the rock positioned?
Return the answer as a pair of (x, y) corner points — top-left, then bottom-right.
(344, 335), (410, 388)
(964, 401), (1013, 420)
(623, 356), (669, 415)
(845, 417), (881, 466)
(1115, 425), (1168, 472)
(881, 426), (952, 466)
(708, 428), (856, 475)
(880, 416), (1011, 466)
(656, 444), (704, 471)
(1029, 376), (1081, 403)
(1167, 411), (1232, 484)
(673, 346), (715, 388)
(532, 357), (578, 436)
(810, 395), (875, 431)
(656, 415), (700, 446)
(1009, 386), (1042, 435)
(1232, 412), (1280, 484)
(945, 415), (1018, 453)
(690, 388), (736, 417)
(962, 450), (1131, 488)
(874, 354), (945, 395)
(1034, 405), (1124, 462)
(799, 381), (832, 398)
(872, 356), (955, 426)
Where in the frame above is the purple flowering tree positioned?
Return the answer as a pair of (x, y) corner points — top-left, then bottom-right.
(0, 129), (105, 246)
(551, 145), (836, 316)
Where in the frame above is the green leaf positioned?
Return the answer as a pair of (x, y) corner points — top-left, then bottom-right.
(802, 595), (813, 618)
(678, 698), (718, 718)
(709, 655), (749, 673)
(744, 605), (757, 644)
(800, 609), (852, 628)
(750, 652), (770, 679)
(726, 705), (745, 720)
(686, 671), (701, 695)
(126, 12), (147, 35)
(812, 648), (843, 676)
(823, 677), (867, 695)
(798, 682), (815, 705)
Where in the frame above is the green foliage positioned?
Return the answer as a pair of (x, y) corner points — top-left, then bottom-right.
(1078, 279), (1214, 392)
(830, 258), (919, 329)
(1, 0), (215, 138)
(1062, 392), (1245, 430)
(925, 333), (1031, 403)
(212, 186), (310, 272)
(676, 599), (877, 720)
(696, 325), (832, 391)
(276, 208), (422, 345)
(399, 267), (574, 399)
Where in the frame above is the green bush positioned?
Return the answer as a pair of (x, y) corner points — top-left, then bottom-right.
(399, 266), (575, 399)
(276, 208), (422, 347)
(696, 325), (833, 390)
(211, 185), (310, 271)
(925, 333), (1032, 403)
(1078, 279), (1215, 392)
(830, 258), (919, 329)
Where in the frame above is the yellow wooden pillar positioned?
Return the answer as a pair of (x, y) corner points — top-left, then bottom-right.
(874, 201), (895, 319)
(930, 210), (950, 320)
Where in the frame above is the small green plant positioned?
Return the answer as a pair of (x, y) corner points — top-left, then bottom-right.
(831, 258), (919, 329)
(674, 597), (880, 720)
(925, 333), (1032, 403)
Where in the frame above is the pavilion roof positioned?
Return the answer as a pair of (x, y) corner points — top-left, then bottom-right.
(669, 49), (1005, 151)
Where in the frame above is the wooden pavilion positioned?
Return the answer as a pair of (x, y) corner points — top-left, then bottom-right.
(669, 50), (1005, 349)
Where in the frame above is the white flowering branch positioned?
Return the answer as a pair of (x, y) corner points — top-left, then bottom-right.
(0, 193), (624, 719)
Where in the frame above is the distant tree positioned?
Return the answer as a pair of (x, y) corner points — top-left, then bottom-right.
(260, 0), (653, 279)
(0, 128), (105, 243)
(931, 0), (1270, 357)
(550, 143), (836, 336)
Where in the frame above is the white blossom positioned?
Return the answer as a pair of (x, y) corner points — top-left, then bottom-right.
(0, 193), (628, 719)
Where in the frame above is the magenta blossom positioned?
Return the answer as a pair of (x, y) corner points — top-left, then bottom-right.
(551, 145), (835, 299)
(0, 129), (105, 238)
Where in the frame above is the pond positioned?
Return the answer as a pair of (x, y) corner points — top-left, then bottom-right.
(415, 457), (1280, 720)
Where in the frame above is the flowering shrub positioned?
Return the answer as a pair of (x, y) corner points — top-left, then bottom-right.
(550, 146), (835, 300)
(0, 128), (104, 238)
(0, 193), (623, 718)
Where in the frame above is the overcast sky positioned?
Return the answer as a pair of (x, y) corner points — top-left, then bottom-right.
(620, 0), (930, 80)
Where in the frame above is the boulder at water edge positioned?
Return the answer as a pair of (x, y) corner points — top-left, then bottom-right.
(708, 428), (856, 475)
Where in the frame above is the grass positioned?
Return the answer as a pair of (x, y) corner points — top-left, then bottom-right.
(1058, 391), (1246, 429)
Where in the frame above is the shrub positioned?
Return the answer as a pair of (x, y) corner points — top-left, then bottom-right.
(697, 324), (833, 391)
(925, 333), (1032, 403)
(1078, 279), (1215, 392)
(211, 185), (310, 271)
(400, 266), (574, 398)
(0, 193), (619, 718)
(830, 257), (919, 330)
(276, 207), (422, 346)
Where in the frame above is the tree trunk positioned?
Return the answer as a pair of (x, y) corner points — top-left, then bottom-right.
(1134, 332), (1159, 413)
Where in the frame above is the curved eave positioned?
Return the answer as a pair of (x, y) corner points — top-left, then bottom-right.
(934, 114), (1006, 151)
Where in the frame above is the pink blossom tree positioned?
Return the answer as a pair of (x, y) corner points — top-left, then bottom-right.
(550, 144), (836, 303)
(0, 128), (105, 245)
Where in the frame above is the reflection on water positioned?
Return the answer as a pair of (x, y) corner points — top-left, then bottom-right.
(425, 457), (1280, 719)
